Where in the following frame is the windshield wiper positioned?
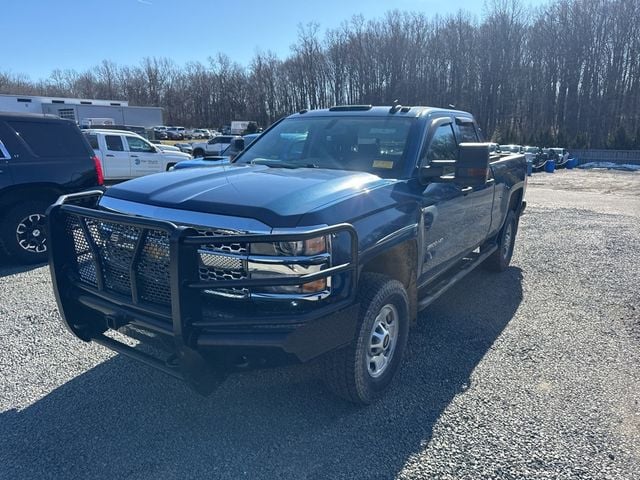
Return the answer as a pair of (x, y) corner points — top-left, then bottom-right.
(251, 159), (319, 169)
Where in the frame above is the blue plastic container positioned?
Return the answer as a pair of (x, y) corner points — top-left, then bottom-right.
(566, 158), (578, 169)
(526, 159), (533, 176)
(545, 159), (555, 173)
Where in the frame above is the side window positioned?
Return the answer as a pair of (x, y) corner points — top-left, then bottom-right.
(0, 140), (10, 159)
(105, 135), (124, 152)
(424, 123), (457, 162)
(125, 136), (154, 152)
(8, 120), (90, 157)
(458, 123), (479, 143)
(85, 134), (99, 149)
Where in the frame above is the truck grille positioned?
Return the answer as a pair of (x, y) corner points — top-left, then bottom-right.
(63, 215), (248, 309)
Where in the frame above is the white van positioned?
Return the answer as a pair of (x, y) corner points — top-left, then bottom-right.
(83, 129), (191, 180)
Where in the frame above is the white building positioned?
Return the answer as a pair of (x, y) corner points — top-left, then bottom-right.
(0, 94), (163, 127)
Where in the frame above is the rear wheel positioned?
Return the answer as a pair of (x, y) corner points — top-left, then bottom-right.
(0, 200), (51, 264)
(322, 273), (409, 404)
(193, 148), (204, 158)
(483, 210), (518, 272)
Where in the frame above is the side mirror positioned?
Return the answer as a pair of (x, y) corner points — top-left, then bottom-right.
(418, 142), (490, 186)
(455, 143), (491, 187)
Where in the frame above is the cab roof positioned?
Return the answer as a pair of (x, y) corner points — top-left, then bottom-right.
(82, 128), (140, 135)
(287, 105), (473, 119)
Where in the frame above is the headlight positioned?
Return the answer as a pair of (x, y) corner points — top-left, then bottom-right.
(248, 235), (331, 297)
(276, 236), (327, 256)
(198, 234), (332, 300)
(251, 235), (328, 257)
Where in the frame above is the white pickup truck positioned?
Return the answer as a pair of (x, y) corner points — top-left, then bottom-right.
(83, 129), (190, 180)
(191, 135), (237, 158)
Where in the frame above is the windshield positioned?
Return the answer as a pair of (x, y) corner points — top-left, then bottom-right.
(236, 116), (416, 177)
(524, 146), (538, 153)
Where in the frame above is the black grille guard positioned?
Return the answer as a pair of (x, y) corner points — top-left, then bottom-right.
(47, 191), (359, 392)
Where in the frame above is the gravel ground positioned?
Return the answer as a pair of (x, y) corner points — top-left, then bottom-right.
(0, 169), (638, 479)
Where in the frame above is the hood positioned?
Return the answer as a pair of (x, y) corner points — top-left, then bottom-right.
(164, 151), (191, 159)
(103, 164), (396, 227)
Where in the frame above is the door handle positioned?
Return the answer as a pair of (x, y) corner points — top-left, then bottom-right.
(105, 154), (114, 157)
(461, 186), (473, 194)
(130, 155), (139, 158)
(486, 178), (495, 185)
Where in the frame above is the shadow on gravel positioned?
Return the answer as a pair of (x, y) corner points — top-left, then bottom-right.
(0, 267), (523, 479)
(0, 260), (47, 278)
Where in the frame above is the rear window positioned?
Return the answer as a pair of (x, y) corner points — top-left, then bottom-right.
(84, 133), (99, 149)
(8, 120), (90, 158)
(105, 135), (124, 151)
(458, 123), (478, 143)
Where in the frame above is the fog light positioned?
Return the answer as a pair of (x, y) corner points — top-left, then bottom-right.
(302, 278), (327, 293)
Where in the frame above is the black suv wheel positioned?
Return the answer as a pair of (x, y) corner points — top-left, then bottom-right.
(0, 200), (51, 263)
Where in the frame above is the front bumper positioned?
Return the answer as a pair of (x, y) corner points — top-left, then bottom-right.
(47, 191), (359, 393)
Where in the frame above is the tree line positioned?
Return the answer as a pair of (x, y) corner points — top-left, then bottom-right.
(1, 0), (638, 149)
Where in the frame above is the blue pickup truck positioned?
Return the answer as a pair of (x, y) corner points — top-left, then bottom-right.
(47, 105), (526, 404)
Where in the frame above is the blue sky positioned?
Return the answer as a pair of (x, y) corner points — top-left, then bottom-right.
(6, 0), (545, 80)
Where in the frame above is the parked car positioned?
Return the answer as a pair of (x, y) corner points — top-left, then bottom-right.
(546, 147), (571, 167)
(171, 155), (230, 170)
(155, 143), (183, 153)
(48, 105), (526, 403)
(243, 132), (260, 146)
(192, 129), (211, 139)
(191, 135), (236, 157)
(153, 126), (168, 140)
(0, 113), (104, 263)
(523, 146), (544, 169)
(83, 129), (190, 180)
(171, 134), (260, 170)
(166, 126), (186, 140)
(174, 142), (194, 155)
(499, 144), (524, 154)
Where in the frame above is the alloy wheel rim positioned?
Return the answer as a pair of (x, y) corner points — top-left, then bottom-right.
(502, 222), (513, 259)
(16, 213), (47, 253)
(366, 304), (399, 378)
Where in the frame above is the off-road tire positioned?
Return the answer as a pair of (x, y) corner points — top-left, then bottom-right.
(323, 273), (410, 405)
(483, 210), (518, 272)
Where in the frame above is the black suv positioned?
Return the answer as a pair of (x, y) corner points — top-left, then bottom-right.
(0, 113), (104, 263)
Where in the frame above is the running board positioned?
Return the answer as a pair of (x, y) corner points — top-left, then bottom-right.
(417, 245), (498, 311)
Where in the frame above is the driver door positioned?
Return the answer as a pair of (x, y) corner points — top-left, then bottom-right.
(125, 135), (162, 177)
(418, 119), (476, 282)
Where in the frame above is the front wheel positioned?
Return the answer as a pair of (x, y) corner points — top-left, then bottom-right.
(322, 273), (409, 404)
(0, 200), (51, 264)
(193, 148), (204, 158)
